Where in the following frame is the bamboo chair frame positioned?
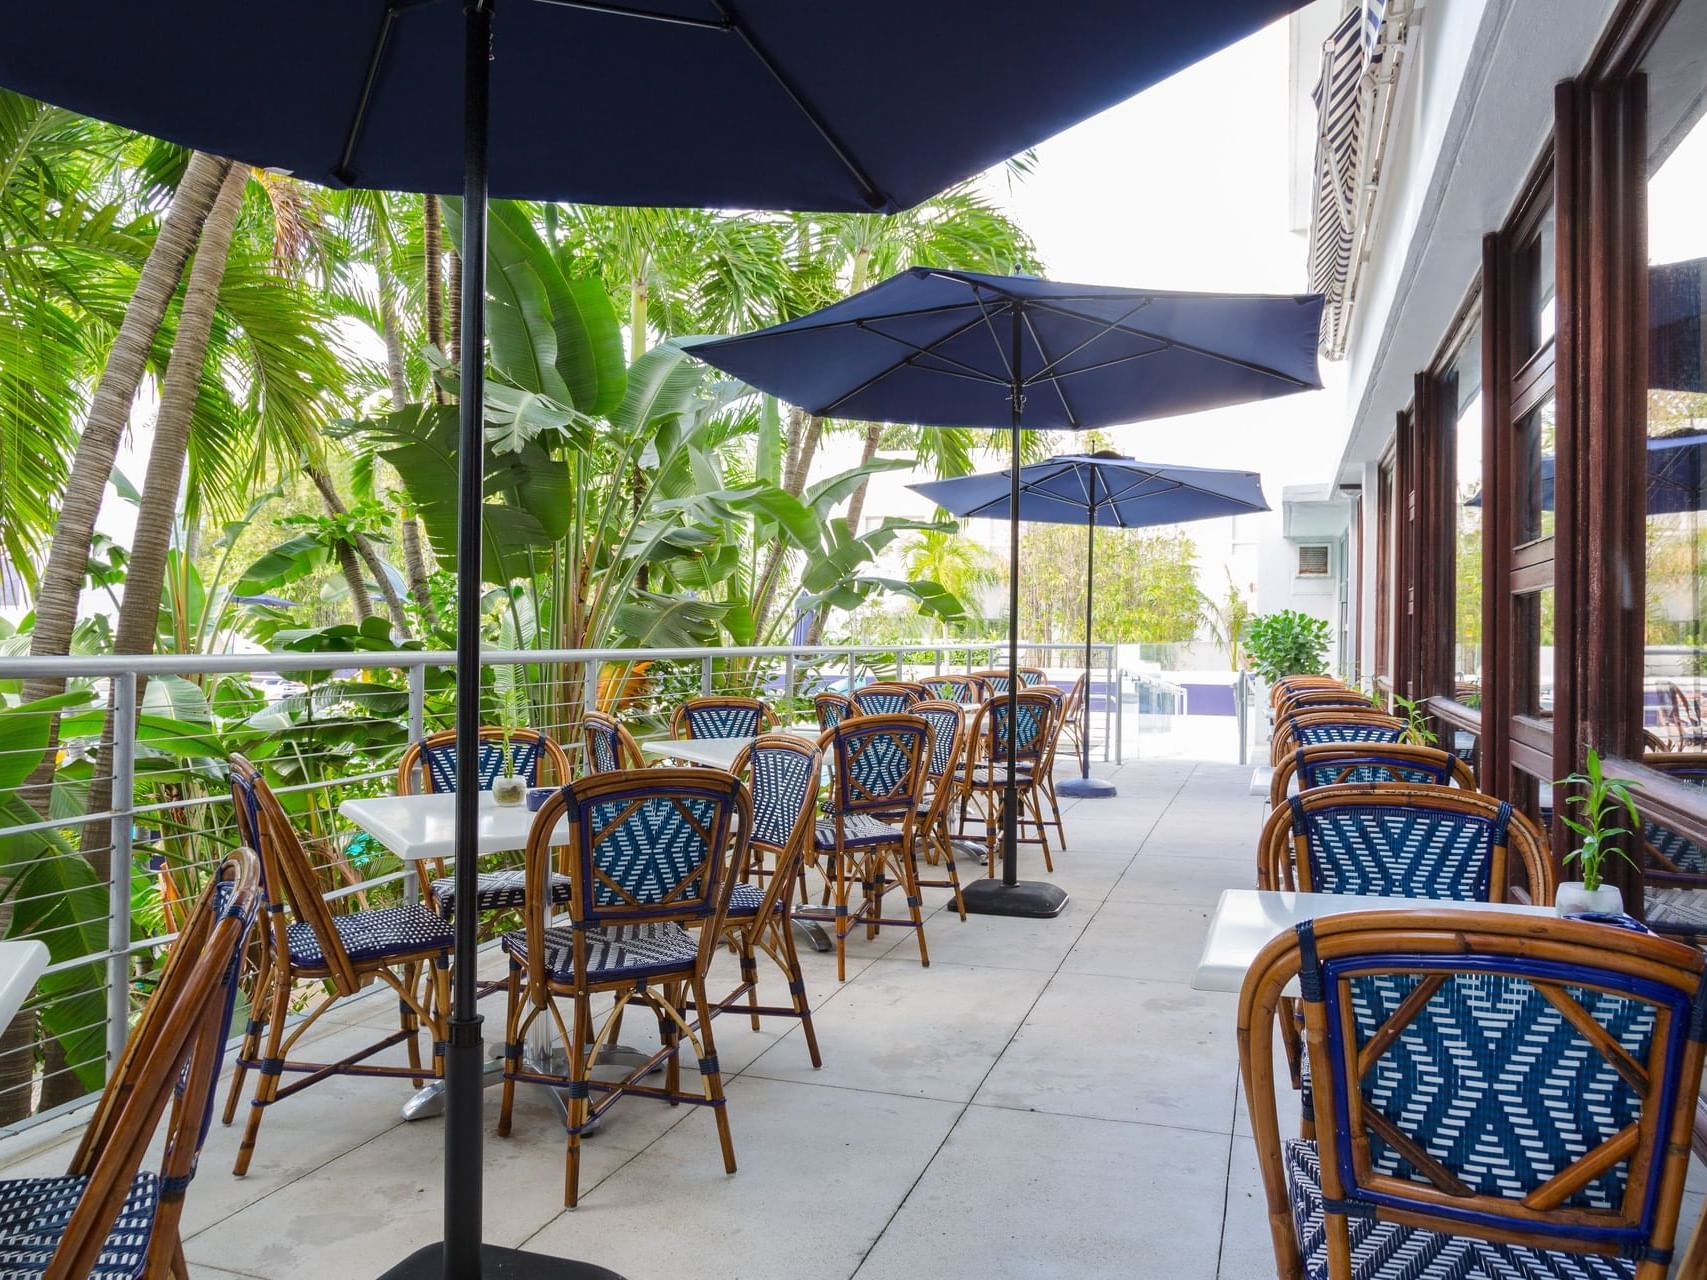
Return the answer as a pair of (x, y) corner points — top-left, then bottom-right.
(919, 674), (989, 705)
(957, 690), (1058, 873)
(1017, 666), (1049, 686)
(496, 768), (749, 1207)
(37, 850), (260, 1280)
(1636, 752), (1707, 942)
(798, 714), (933, 982)
(669, 695), (776, 740)
(908, 700), (969, 920)
(1268, 742), (1477, 810)
(813, 691), (854, 731)
(1269, 675), (1345, 708)
(396, 726), (572, 920)
(1271, 710), (1405, 764)
(1055, 672), (1089, 768)
(970, 668), (1017, 694)
(1237, 910), (1707, 1280)
(1274, 688), (1377, 720)
(696, 735), (825, 1065)
(225, 755), (451, 1177)
(579, 709), (647, 774)
(1029, 684), (1068, 850)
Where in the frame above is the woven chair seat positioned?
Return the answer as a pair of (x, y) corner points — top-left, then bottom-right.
(286, 903), (454, 968)
(813, 813), (904, 848)
(961, 762), (1035, 785)
(429, 869), (571, 922)
(725, 882), (766, 917)
(501, 922), (698, 983)
(0, 1172), (159, 1279)
(1283, 1140), (1633, 1280)
(1645, 886), (1707, 934)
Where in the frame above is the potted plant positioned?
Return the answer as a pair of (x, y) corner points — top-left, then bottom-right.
(490, 685), (530, 808)
(1244, 609), (1332, 687)
(1554, 747), (1641, 916)
(1390, 693), (1439, 747)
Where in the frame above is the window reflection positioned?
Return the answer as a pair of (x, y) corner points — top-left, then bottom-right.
(1515, 396), (1556, 546)
(1447, 329), (1484, 703)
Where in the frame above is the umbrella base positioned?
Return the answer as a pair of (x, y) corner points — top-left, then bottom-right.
(1057, 775), (1117, 798)
(376, 1244), (627, 1279)
(961, 878), (1069, 918)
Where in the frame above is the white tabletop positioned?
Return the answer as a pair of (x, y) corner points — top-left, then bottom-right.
(639, 726), (819, 772)
(0, 941), (47, 1036)
(1190, 889), (1554, 994)
(339, 792), (564, 862)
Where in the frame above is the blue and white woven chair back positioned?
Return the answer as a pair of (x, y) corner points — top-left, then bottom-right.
(1289, 795), (1507, 900)
(1644, 759), (1707, 874)
(746, 740), (821, 855)
(585, 721), (624, 774)
(921, 676), (979, 705)
(189, 859), (263, 1153)
(1292, 718), (1404, 749)
(1018, 669), (1045, 686)
(831, 717), (929, 815)
(982, 674), (1012, 694)
(851, 687), (916, 716)
(682, 701), (764, 739)
(913, 703), (964, 781)
(1297, 916), (1707, 1260)
(989, 695), (1050, 766)
(421, 733), (543, 792)
(814, 693), (852, 731)
(1297, 750), (1458, 790)
(570, 774), (740, 927)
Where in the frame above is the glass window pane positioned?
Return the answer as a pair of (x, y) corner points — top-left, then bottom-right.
(1644, 41), (1707, 749)
(1447, 329), (1484, 702)
(1515, 396), (1556, 546)
(1516, 586), (1555, 718)
(1517, 210), (1556, 360)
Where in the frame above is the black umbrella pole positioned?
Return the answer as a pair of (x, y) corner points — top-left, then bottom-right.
(1057, 495), (1114, 800)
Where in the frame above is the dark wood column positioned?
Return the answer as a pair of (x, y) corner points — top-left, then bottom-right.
(1478, 232), (1514, 794)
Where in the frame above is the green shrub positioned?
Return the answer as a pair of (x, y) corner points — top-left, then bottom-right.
(1244, 609), (1331, 684)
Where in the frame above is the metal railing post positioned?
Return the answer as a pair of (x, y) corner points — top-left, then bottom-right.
(700, 655), (713, 697)
(1237, 672), (1250, 767)
(783, 651), (796, 717)
(403, 664), (427, 903)
(848, 650), (857, 692)
(1103, 645), (1114, 763)
(106, 671), (136, 1076)
(1113, 665), (1124, 766)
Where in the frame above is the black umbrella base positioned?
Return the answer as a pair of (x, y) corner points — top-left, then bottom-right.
(962, 878), (1069, 918)
(1057, 775), (1117, 798)
(376, 1245), (627, 1280)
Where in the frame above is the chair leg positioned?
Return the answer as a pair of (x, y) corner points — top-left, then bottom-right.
(497, 962), (522, 1139)
(937, 825), (967, 921)
(774, 915), (821, 1069)
(401, 960), (423, 1087)
(661, 984), (681, 1104)
(233, 960), (291, 1177)
(834, 850), (850, 983)
(1044, 775), (1066, 848)
(899, 844), (929, 969)
(690, 972), (737, 1178)
(739, 941), (762, 1032)
(1026, 787), (1054, 873)
(565, 990), (591, 1209)
(221, 942), (270, 1127)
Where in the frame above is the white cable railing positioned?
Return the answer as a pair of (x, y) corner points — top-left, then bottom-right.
(0, 638), (1121, 1130)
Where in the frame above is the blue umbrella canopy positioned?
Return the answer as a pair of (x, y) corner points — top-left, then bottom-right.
(907, 451), (1269, 525)
(908, 451), (1267, 794)
(1467, 431), (1707, 514)
(681, 268), (1323, 425)
(0, 0), (1304, 211)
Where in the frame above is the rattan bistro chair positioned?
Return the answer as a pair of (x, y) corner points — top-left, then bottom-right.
(813, 691), (854, 732)
(396, 726), (573, 922)
(1268, 674), (1344, 707)
(496, 768), (749, 1208)
(704, 735), (825, 1065)
(970, 668), (1013, 694)
(581, 710), (646, 774)
(1238, 909), (1707, 1280)
(0, 851), (260, 1280)
(850, 682), (922, 716)
(1638, 752), (1707, 940)
(1271, 709), (1405, 764)
(919, 674), (988, 705)
(799, 715), (933, 982)
(959, 690), (1058, 872)
(1017, 666), (1048, 686)
(909, 700), (969, 920)
(226, 756), (452, 1177)
(1267, 742), (1476, 809)
(670, 695), (774, 739)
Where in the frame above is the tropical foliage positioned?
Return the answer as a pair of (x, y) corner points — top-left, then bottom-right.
(1244, 609), (1332, 684)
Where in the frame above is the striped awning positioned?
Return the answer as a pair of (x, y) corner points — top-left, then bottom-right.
(1308, 0), (1388, 356)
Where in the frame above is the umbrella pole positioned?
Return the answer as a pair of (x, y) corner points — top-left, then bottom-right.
(961, 305), (1067, 919)
(379, 6), (621, 1278)
(1058, 495), (1116, 798)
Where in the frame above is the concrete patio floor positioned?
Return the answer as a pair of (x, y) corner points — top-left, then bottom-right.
(4, 757), (1703, 1278)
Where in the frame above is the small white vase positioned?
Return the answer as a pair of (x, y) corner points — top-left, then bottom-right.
(491, 774), (526, 807)
(1555, 881), (1623, 917)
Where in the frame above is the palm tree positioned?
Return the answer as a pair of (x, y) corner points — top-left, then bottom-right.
(902, 527), (1002, 635)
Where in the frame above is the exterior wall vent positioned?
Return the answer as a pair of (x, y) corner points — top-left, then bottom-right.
(1296, 544), (1331, 577)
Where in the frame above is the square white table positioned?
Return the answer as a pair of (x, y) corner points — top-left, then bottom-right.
(1190, 889), (1555, 994)
(339, 791), (563, 864)
(637, 726), (820, 771)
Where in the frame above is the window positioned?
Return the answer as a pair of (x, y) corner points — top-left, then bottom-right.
(1445, 323), (1484, 702)
(1296, 544), (1331, 577)
(1643, 19), (1707, 750)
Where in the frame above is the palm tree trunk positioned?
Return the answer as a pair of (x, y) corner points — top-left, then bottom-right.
(16, 151), (233, 810)
(423, 194), (445, 359)
(377, 256), (436, 628)
(304, 467), (380, 623)
(56, 162), (249, 1112)
(446, 248), (462, 361)
(840, 422), (885, 537)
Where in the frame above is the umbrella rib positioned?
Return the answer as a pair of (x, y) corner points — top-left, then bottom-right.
(968, 289), (1018, 390)
(1022, 297), (1162, 383)
(529, 0), (733, 29)
(335, 0), (447, 185)
(854, 320), (1012, 384)
(819, 308), (1010, 416)
(1021, 308), (1080, 429)
(711, 0), (889, 210)
(1026, 299), (1319, 388)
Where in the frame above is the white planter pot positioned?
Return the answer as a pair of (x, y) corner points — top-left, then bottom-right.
(491, 775), (526, 807)
(1555, 881), (1623, 917)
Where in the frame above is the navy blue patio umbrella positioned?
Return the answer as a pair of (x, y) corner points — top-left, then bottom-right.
(684, 269), (1321, 916)
(908, 452), (1269, 798)
(0, 2), (1312, 1275)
